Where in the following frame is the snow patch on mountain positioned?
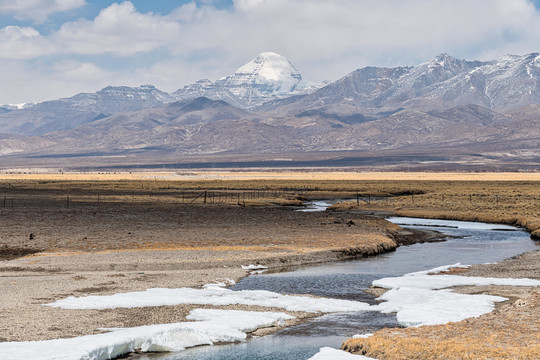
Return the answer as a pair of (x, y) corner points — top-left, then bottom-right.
(224, 52), (302, 93)
(173, 52), (319, 108)
(0, 103), (35, 111)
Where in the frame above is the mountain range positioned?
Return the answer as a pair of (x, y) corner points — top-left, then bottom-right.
(0, 52), (539, 170)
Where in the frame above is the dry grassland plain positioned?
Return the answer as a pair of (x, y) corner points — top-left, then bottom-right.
(0, 171), (539, 358)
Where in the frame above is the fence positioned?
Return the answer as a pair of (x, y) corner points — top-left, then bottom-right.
(0, 188), (304, 209)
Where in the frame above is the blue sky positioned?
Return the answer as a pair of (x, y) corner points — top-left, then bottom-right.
(0, 0), (539, 104)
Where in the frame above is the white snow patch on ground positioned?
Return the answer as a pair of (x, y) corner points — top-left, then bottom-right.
(0, 309), (294, 360)
(202, 278), (236, 288)
(44, 264), (540, 334)
(375, 287), (506, 327)
(297, 201), (332, 212)
(371, 264), (540, 326)
(309, 347), (377, 359)
(241, 264), (268, 270)
(45, 287), (372, 313)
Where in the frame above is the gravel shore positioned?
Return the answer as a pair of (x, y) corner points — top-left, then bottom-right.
(0, 204), (399, 342)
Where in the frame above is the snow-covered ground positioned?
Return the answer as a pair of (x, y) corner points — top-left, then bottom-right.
(45, 263), (540, 329)
(371, 263), (540, 326)
(44, 286), (372, 313)
(0, 309), (294, 360)
(297, 200), (332, 212)
(5, 264), (539, 359)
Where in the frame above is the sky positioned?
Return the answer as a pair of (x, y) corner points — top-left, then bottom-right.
(1, 0), (540, 104)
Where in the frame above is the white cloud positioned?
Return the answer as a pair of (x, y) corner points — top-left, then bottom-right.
(166, 0), (540, 81)
(4, 0), (540, 66)
(145, 0), (540, 83)
(0, 59), (113, 104)
(52, 60), (111, 82)
(132, 56), (234, 92)
(54, 1), (181, 56)
(0, 26), (53, 59)
(1, 0), (540, 103)
(0, 0), (86, 23)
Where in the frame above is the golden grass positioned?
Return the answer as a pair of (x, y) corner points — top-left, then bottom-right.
(329, 180), (540, 237)
(343, 333), (540, 360)
(343, 291), (540, 359)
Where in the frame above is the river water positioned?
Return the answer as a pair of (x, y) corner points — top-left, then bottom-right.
(139, 217), (538, 360)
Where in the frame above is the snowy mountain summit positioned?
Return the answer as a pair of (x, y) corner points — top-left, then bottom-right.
(173, 52), (316, 108)
(221, 52), (303, 95)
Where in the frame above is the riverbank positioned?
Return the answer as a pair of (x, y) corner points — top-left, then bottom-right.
(342, 249), (540, 359)
(327, 179), (540, 239)
(0, 201), (403, 342)
(2, 173), (539, 358)
(335, 181), (540, 359)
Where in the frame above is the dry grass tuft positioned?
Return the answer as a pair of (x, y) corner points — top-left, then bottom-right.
(342, 292), (540, 359)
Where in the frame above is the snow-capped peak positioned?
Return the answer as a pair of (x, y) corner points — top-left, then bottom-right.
(426, 53), (463, 69)
(221, 52), (303, 95)
(235, 52), (302, 83)
(173, 52), (321, 108)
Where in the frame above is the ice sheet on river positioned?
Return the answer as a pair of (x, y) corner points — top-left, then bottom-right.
(45, 286), (373, 312)
(0, 309), (294, 360)
(372, 263), (540, 326)
(46, 264), (540, 328)
(38, 263), (540, 360)
(387, 217), (518, 230)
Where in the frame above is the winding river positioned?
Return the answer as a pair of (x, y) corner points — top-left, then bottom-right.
(139, 215), (538, 360)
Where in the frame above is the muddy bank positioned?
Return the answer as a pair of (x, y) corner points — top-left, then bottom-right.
(0, 198), (450, 345)
(0, 246), (43, 261)
(0, 202), (407, 342)
(1, 243), (393, 342)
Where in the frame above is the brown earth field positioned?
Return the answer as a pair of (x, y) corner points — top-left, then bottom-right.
(0, 177), (414, 343)
(1, 172), (539, 359)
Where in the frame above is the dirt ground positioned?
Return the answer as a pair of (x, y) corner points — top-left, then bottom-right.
(0, 196), (399, 342)
(1, 173), (539, 359)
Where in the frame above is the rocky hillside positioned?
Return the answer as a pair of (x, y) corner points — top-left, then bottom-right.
(173, 52), (317, 108)
(0, 53), (539, 169)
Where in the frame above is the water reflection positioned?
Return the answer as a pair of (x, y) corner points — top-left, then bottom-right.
(138, 218), (537, 360)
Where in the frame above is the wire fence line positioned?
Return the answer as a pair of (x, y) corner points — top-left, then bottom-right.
(0, 189), (306, 209)
(0, 190), (536, 209)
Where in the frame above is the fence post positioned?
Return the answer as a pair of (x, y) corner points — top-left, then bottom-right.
(204, 191), (207, 204)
